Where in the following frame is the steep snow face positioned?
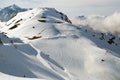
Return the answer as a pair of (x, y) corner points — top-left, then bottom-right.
(0, 4), (28, 22)
(0, 7), (120, 80)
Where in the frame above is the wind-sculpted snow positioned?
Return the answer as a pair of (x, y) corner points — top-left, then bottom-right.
(31, 37), (120, 80)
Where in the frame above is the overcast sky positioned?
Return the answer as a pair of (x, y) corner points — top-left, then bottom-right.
(0, 0), (120, 17)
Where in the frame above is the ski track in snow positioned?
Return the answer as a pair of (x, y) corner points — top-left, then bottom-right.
(31, 44), (72, 80)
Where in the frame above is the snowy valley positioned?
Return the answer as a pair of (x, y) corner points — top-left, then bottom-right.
(0, 5), (120, 80)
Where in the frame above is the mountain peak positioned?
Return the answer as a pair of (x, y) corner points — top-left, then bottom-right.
(0, 4), (28, 22)
(11, 4), (19, 7)
(6, 4), (21, 10)
(36, 7), (72, 23)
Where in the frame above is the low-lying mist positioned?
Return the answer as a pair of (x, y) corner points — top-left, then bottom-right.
(73, 12), (120, 36)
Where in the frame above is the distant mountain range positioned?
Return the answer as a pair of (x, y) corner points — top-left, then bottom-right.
(0, 4), (30, 22)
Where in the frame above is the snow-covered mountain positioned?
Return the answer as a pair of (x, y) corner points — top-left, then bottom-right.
(0, 7), (120, 80)
(1, 7), (72, 39)
(0, 4), (28, 22)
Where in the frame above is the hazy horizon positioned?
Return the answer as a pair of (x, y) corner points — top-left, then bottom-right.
(0, 0), (120, 17)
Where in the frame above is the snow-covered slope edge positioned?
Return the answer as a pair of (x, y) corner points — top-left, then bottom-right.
(0, 72), (43, 80)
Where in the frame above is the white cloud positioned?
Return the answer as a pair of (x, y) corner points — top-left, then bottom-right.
(75, 12), (120, 35)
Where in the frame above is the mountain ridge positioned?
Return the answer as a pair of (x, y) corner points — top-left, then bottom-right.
(0, 4), (29, 22)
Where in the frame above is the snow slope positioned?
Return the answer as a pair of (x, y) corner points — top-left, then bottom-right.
(0, 33), (69, 80)
(0, 7), (120, 80)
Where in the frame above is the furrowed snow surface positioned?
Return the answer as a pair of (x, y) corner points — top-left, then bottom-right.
(0, 7), (120, 80)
